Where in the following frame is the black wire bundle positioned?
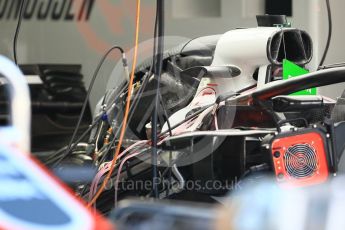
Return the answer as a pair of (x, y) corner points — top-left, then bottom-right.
(96, 73), (150, 166)
(151, 0), (165, 198)
(46, 116), (103, 166)
(55, 46), (125, 166)
(13, 0), (27, 65)
(319, 0), (332, 67)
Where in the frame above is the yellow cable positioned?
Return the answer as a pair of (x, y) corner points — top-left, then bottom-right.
(87, 0), (141, 208)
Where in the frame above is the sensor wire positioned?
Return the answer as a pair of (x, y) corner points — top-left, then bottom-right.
(87, 0), (141, 208)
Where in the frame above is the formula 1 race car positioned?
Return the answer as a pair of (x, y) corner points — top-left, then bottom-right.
(45, 16), (345, 216)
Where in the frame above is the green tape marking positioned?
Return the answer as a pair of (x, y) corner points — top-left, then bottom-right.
(283, 59), (317, 95)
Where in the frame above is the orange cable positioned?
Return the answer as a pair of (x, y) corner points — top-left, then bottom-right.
(87, 0), (141, 208)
